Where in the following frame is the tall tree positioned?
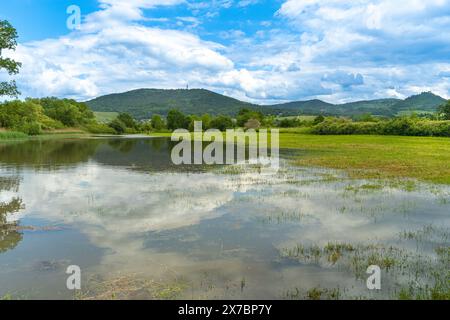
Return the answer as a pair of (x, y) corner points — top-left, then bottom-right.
(438, 101), (450, 120)
(0, 20), (21, 97)
(167, 109), (189, 131)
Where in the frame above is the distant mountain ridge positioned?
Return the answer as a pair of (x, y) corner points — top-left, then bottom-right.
(86, 89), (447, 120)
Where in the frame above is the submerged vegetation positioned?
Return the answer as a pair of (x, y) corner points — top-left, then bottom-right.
(76, 274), (188, 300)
(0, 137), (449, 300)
(279, 240), (449, 300)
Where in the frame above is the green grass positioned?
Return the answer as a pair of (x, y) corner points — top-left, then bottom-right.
(0, 131), (28, 140)
(149, 131), (450, 184)
(279, 134), (450, 184)
(94, 112), (119, 123)
(4, 129), (449, 184)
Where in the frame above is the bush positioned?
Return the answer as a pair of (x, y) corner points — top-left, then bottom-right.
(312, 117), (450, 137)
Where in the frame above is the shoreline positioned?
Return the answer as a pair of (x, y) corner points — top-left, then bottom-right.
(1, 131), (450, 185)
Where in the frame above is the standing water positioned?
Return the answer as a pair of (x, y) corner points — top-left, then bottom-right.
(0, 137), (449, 299)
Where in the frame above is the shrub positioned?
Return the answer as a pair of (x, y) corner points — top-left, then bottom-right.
(312, 118), (380, 135)
(312, 117), (450, 137)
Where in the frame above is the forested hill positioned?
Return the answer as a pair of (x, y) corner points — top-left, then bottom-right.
(86, 89), (447, 120)
(86, 89), (256, 120)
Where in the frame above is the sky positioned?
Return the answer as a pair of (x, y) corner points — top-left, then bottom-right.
(1, 0), (450, 104)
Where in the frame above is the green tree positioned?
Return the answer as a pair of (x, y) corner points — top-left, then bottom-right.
(201, 114), (212, 130)
(32, 98), (94, 127)
(278, 118), (300, 128)
(167, 109), (188, 131)
(0, 20), (21, 97)
(210, 115), (234, 131)
(236, 108), (263, 127)
(313, 115), (325, 125)
(108, 118), (126, 134)
(0, 100), (42, 133)
(117, 113), (137, 129)
(438, 101), (450, 120)
(186, 114), (212, 131)
(140, 120), (153, 132)
(187, 114), (201, 132)
(151, 114), (165, 131)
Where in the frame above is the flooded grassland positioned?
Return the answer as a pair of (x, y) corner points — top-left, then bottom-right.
(0, 137), (448, 300)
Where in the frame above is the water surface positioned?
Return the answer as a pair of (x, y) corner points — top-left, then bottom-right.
(0, 137), (448, 299)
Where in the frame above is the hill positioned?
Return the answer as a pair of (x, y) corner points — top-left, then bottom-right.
(391, 92), (446, 113)
(86, 89), (447, 119)
(87, 89), (256, 120)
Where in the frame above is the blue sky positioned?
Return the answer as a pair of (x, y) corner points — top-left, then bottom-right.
(1, 0), (450, 104)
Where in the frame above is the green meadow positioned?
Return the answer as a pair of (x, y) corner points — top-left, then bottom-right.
(279, 134), (450, 184)
(94, 111), (119, 123)
(151, 132), (450, 185)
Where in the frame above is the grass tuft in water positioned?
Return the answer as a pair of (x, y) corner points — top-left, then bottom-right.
(76, 273), (188, 300)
